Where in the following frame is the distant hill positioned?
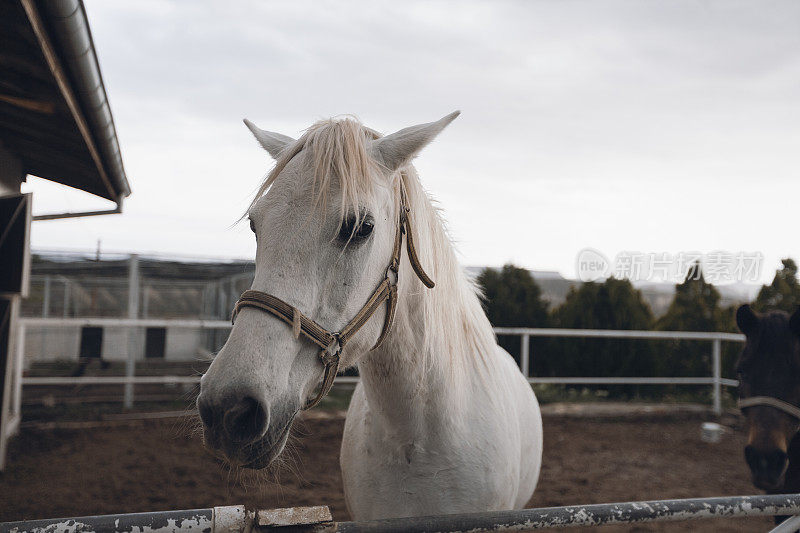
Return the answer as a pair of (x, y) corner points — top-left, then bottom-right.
(466, 266), (759, 317)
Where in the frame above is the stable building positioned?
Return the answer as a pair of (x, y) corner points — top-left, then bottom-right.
(21, 252), (253, 363)
(0, 0), (131, 468)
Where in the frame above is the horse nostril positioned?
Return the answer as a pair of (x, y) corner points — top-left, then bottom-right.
(197, 397), (215, 429)
(744, 446), (756, 469)
(745, 445), (769, 474)
(768, 449), (788, 472)
(223, 396), (269, 443)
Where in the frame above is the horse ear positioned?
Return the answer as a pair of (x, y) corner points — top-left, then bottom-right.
(243, 119), (296, 159)
(790, 307), (800, 337)
(371, 111), (460, 172)
(736, 304), (759, 336)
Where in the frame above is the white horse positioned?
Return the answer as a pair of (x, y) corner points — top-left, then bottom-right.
(197, 112), (543, 520)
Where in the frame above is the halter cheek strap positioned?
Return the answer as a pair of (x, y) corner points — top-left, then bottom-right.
(231, 176), (434, 410)
(738, 396), (800, 421)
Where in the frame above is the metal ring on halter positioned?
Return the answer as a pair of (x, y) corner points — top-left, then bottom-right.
(320, 334), (342, 364)
(386, 263), (399, 286)
(304, 336), (343, 410)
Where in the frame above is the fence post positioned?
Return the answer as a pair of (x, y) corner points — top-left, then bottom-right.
(42, 276), (50, 317)
(141, 286), (149, 318)
(520, 334), (530, 378)
(42, 276), (49, 358)
(62, 279), (70, 317)
(12, 323), (24, 420)
(712, 338), (722, 416)
(124, 255), (140, 409)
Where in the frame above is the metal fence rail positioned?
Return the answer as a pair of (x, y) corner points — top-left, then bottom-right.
(495, 326), (743, 415)
(3, 495), (799, 533)
(16, 319), (746, 413)
(0, 506), (245, 533)
(336, 494), (800, 532)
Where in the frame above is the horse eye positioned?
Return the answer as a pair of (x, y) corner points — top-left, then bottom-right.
(338, 216), (374, 243)
(357, 219), (374, 237)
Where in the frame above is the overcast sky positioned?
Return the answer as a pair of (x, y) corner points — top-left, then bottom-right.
(24, 1), (800, 284)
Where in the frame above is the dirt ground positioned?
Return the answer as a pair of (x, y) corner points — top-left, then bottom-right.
(0, 412), (776, 532)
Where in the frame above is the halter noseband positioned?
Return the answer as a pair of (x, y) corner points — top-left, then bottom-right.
(231, 176), (435, 410)
(738, 396), (800, 421)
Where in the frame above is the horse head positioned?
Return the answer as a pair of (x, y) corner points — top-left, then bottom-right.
(196, 112), (458, 468)
(736, 304), (800, 490)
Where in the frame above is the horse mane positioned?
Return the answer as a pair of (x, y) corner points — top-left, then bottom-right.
(249, 117), (382, 227)
(400, 167), (499, 384)
(250, 116), (498, 382)
(739, 310), (798, 372)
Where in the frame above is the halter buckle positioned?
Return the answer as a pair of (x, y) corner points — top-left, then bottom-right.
(399, 205), (409, 226)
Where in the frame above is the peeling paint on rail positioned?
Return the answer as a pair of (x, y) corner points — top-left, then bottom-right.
(334, 494), (800, 532)
(4, 496), (800, 533)
(0, 509), (215, 533)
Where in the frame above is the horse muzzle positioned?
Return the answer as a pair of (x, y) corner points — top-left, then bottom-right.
(745, 445), (789, 490)
(197, 392), (296, 469)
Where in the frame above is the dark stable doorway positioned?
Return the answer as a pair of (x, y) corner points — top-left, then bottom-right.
(145, 327), (166, 359)
(79, 327), (103, 359)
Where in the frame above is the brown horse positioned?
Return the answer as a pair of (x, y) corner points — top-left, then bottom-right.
(736, 304), (800, 494)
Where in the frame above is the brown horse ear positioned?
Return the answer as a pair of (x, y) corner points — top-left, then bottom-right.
(790, 307), (800, 337)
(736, 304), (759, 336)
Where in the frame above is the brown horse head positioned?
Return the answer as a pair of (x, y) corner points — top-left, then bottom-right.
(736, 304), (800, 490)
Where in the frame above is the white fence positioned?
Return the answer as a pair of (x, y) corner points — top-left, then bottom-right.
(495, 327), (743, 415)
(15, 318), (745, 414)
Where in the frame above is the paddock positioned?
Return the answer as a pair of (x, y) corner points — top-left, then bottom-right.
(0, 411), (785, 532)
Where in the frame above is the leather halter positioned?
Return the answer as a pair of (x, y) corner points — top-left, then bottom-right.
(738, 396), (800, 421)
(231, 176), (435, 410)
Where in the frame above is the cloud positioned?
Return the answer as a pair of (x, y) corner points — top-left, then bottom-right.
(26, 0), (800, 284)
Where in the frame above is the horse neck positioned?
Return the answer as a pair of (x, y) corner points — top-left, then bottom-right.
(356, 170), (496, 432)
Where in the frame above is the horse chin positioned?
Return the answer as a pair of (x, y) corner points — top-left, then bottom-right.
(240, 418), (294, 470)
(751, 463), (788, 492)
(753, 473), (786, 492)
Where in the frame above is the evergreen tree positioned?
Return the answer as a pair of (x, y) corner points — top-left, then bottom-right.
(550, 277), (655, 385)
(477, 264), (549, 367)
(657, 263), (720, 331)
(656, 263), (725, 376)
(753, 258), (800, 313)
